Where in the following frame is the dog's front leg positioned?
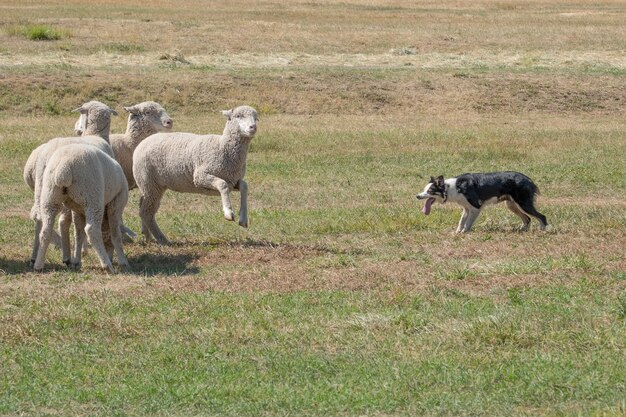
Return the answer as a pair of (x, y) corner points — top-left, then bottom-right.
(456, 208), (469, 233)
(461, 208), (481, 232)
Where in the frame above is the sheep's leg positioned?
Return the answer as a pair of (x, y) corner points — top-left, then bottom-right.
(30, 215), (61, 263)
(71, 211), (86, 268)
(102, 211), (114, 261)
(30, 217), (42, 266)
(33, 209), (59, 271)
(50, 229), (63, 249)
(236, 180), (248, 228)
(139, 195), (152, 243)
(102, 214), (115, 263)
(107, 199), (129, 268)
(193, 172), (234, 221)
(139, 190), (169, 245)
(121, 224), (137, 239)
(58, 207), (73, 265)
(84, 208), (114, 273)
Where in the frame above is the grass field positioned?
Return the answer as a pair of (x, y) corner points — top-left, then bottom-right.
(1, 1), (625, 416)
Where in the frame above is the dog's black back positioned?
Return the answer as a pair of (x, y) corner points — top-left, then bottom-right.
(455, 171), (539, 209)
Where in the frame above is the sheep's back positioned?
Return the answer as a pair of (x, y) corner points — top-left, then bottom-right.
(134, 132), (221, 191)
(46, 145), (127, 208)
(33, 135), (114, 198)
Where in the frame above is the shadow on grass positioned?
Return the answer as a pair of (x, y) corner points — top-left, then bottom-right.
(130, 251), (201, 276)
(0, 257), (34, 275)
(194, 237), (370, 256)
(0, 253), (201, 277)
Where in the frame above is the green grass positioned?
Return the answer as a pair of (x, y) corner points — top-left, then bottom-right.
(1, 289), (625, 416)
(7, 24), (70, 41)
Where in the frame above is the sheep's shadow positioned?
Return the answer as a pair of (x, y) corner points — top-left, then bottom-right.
(130, 251), (200, 276)
(194, 237), (369, 256)
(0, 257), (35, 275)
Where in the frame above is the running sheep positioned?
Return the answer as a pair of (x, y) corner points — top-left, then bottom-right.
(132, 105), (258, 244)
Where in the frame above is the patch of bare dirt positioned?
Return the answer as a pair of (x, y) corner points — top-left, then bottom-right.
(3, 232), (624, 301)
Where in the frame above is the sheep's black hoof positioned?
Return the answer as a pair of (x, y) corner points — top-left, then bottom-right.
(66, 261), (81, 270)
(155, 238), (172, 246)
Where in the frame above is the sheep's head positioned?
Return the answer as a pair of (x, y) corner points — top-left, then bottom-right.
(123, 101), (173, 134)
(72, 101), (117, 137)
(222, 105), (258, 139)
(74, 113), (87, 135)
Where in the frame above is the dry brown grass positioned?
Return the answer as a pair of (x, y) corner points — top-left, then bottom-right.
(1, 0), (625, 119)
(2, 0), (625, 55)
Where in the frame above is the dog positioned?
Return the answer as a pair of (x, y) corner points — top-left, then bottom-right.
(416, 171), (548, 233)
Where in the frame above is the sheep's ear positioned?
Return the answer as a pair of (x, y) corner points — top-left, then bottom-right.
(221, 109), (233, 120)
(124, 105), (139, 115)
(72, 106), (87, 114)
(109, 108), (118, 116)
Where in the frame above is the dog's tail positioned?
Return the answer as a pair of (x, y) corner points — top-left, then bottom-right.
(532, 182), (540, 196)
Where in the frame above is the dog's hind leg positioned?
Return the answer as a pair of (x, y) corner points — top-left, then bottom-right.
(506, 200), (531, 231)
(514, 198), (548, 231)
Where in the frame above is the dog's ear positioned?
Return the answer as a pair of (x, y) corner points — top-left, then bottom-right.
(436, 175), (445, 186)
(429, 176), (436, 184)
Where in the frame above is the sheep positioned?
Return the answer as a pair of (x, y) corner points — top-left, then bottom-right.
(71, 101), (173, 241)
(26, 101), (117, 265)
(23, 104), (96, 192)
(132, 105), (258, 245)
(110, 101), (173, 190)
(33, 143), (129, 273)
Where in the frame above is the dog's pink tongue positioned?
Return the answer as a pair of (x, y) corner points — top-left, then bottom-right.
(423, 198), (435, 215)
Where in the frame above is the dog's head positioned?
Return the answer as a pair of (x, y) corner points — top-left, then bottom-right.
(416, 175), (446, 215)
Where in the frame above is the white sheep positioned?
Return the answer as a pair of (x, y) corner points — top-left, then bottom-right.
(33, 143), (129, 273)
(132, 105), (258, 244)
(26, 101), (117, 265)
(110, 101), (173, 190)
(72, 101), (173, 240)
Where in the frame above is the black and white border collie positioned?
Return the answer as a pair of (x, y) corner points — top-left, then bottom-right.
(416, 171), (548, 233)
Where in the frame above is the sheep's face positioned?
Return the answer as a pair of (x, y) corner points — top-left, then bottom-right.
(124, 101), (173, 132)
(74, 113), (87, 136)
(222, 106), (258, 139)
